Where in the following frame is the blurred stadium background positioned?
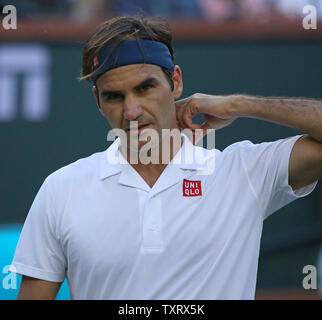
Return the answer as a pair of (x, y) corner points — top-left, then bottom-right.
(0, 0), (322, 300)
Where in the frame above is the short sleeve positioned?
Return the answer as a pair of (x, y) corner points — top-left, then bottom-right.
(236, 135), (318, 220)
(9, 178), (66, 282)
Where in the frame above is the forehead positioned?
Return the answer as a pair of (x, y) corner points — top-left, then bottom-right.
(96, 64), (165, 90)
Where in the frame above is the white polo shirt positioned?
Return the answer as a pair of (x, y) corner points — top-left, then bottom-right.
(10, 133), (318, 299)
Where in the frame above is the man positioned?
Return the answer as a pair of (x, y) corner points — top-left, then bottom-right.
(10, 16), (322, 300)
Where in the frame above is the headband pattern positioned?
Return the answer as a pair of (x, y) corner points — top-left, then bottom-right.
(91, 40), (174, 84)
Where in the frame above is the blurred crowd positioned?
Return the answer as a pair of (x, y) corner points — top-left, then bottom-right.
(1, 0), (321, 21)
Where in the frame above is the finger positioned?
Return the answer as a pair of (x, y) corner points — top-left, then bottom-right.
(199, 121), (213, 137)
(176, 109), (185, 129)
(175, 97), (190, 109)
(176, 102), (188, 129)
(176, 120), (184, 131)
(182, 103), (201, 130)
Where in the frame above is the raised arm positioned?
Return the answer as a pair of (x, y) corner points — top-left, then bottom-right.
(175, 93), (322, 190)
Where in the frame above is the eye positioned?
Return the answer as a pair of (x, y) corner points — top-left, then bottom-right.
(138, 84), (154, 92)
(103, 92), (123, 102)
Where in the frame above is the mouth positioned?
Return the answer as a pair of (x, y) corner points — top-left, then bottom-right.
(125, 123), (152, 135)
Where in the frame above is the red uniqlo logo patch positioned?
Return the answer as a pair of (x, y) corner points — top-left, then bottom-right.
(93, 56), (99, 68)
(183, 179), (202, 197)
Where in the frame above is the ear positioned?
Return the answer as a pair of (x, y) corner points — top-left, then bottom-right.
(172, 65), (183, 100)
(92, 86), (104, 116)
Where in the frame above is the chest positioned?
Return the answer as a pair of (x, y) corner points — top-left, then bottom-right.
(60, 174), (259, 274)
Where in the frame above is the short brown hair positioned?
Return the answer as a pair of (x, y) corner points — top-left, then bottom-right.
(80, 16), (175, 89)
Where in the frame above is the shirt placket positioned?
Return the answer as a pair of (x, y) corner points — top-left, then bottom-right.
(142, 195), (163, 253)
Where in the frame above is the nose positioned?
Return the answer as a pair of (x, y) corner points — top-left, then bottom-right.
(123, 94), (144, 121)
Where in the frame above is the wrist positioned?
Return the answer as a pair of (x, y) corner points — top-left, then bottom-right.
(228, 94), (248, 117)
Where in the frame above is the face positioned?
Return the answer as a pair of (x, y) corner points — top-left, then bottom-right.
(93, 64), (183, 151)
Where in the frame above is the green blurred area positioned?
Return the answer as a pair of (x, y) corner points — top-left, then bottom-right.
(1, 39), (321, 292)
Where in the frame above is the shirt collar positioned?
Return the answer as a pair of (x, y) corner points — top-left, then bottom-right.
(99, 131), (215, 180)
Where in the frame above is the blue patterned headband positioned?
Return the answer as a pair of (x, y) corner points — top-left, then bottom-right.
(91, 39), (174, 85)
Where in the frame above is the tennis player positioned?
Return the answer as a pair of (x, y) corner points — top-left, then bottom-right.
(10, 16), (322, 300)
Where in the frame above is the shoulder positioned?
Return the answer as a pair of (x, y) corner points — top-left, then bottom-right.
(45, 149), (106, 188)
(213, 138), (283, 174)
(221, 140), (257, 154)
(215, 140), (256, 166)
(222, 136), (303, 154)
(218, 136), (306, 179)
(220, 137), (295, 160)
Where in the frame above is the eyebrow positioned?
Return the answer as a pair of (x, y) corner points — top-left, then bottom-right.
(133, 77), (159, 90)
(100, 77), (159, 98)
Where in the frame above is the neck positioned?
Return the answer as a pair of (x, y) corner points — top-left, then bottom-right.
(119, 131), (183, 173)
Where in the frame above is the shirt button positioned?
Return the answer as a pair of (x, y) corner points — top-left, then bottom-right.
(149, 224), (157, 231)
